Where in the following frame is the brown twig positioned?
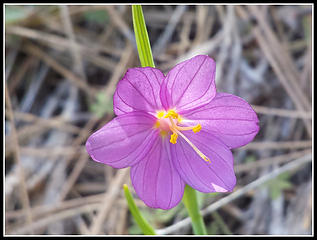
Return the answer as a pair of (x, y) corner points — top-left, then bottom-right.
(5, 85), (33, 232)
(7, 203), (101, 234)
(240, 140), (311, 151)
(14, 111), (81, 132)
(252, 105), (312, 119)
(23, 43), (97, 97)
(6, 25), (122, 59)
(8, 56), (37, 93)
(89, 168), (130, 234)
(60, 5), (87, 81)
(103, 5), (135, 44)
(235, 6), (312, 138)
(57, 116), (109, 201)
(247, 6), (311, 111)
(235, 148), (311, 173)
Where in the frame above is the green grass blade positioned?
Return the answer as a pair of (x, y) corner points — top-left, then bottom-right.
(132, 5), (155, 68)
(123, 184), (156, 235)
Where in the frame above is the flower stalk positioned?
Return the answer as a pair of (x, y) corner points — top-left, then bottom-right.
(182, 185), (207, 235)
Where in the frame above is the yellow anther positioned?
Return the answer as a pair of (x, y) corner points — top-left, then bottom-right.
(170, 132), (178, 144)
(165, 109), (178, 119)
(203, 156), (211, 164)
(192, 124), (202, 133)
(157, 111), (165, 118)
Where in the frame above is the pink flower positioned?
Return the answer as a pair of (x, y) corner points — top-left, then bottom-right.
(86, 55), (259, 209)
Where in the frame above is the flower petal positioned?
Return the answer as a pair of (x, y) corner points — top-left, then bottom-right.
(113, 67), (165, 115)
(160, 55), (216, 113)
(171, 131), (236, 193)
(130, 138), (185, 209)
(183, 92), (260, 149)
(86, 111), (158, 168)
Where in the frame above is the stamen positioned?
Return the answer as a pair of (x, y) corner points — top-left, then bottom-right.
(155, 109), (210, 164)
(157, 111), (165, 118)
(164, 109), (178, 119)
(170, 132), (178, 144)
(175, 126), (196, 131)
(175, 129), (211, 164)
(173, 124), (202, 133)
(168, 115), (178, 129)
(192, 124), (202, 133)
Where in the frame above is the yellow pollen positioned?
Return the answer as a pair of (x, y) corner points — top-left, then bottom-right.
(164, 109), (179, 119)
(157, 111), (165, 118)
(170, 132), (178, 144)
(192, 124), (202, 133)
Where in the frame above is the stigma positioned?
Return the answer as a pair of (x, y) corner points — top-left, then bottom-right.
(154, 109), (211, 164)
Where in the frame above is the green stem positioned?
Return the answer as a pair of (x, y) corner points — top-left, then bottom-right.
(123, 184), (156, 235)
(182, 185), (207, 235)
(132, 5), (155, 68)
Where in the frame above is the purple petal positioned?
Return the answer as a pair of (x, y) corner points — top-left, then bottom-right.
(183, 92), (260, 149)
(113, 67), (165, 115)
(160, 55), (216, 113)
(86, 111), (158, 168)
(171, 131), (236, 193)
(130, 138), (185, 209)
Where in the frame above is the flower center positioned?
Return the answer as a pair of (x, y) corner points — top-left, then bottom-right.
(154, 110), (211, 164)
